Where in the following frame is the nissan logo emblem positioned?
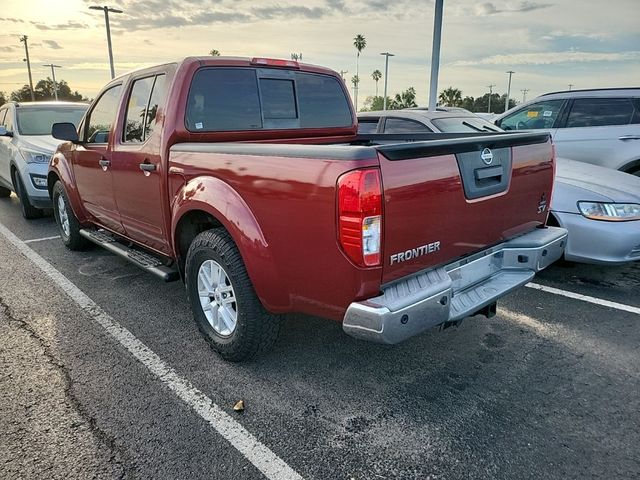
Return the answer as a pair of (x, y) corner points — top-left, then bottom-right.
(481, 148), (493, 165)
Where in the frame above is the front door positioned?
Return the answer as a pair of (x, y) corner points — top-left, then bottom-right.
(110, 74), (169, 254)
(73, 84), (124, 234)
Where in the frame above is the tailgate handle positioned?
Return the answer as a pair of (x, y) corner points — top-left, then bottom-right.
(619, 135), (640, 141)
(474, 165), (502, 181)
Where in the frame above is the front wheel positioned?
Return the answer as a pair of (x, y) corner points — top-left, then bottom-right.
(52, 181), (89, 250)
(13, 171), (42, 219)
(185, 229), (282, 362)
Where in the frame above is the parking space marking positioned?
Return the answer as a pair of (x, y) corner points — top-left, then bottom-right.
(526, 282), (640, 316)
(0, 222), (303, 480)
(23, 235), (61, 244)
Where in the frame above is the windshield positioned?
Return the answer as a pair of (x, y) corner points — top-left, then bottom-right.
(431, 116), (501, 133)
(16, 106), (87, 136)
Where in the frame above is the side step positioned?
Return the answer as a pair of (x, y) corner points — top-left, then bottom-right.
(80, 229), (180, 282)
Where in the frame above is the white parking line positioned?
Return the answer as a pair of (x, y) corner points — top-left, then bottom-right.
(0, 222), (303, 480)
(23, 235), (61, 244)
(526, 282), (640, 316)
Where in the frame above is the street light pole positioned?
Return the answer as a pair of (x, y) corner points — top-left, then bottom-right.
(43, 64), (62, 101)
(505, 70), (515, 112)
(380, 52), (394, 111)
(90, 5), (123, 79)
(428, 0), (444, 110)
(568, 84), (574, 91)
(339, 70), (348, 81)
(487, 84), (495, 113)
(520, 88), (529, 103)
(19, 35), (35, 101)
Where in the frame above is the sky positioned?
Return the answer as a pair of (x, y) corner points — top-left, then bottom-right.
(1, 0), (639, 107)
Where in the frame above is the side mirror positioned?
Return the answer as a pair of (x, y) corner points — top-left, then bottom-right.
(0, 126), (12, 137)
(52, 122), (79, 143)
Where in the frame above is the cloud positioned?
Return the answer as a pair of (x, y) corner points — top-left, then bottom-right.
(30, 20), (88, 30)
(475, 1), (552, 15)
(253, 6), (327, 20)
(0, 17), (25, 23)
(0, 46), (15, 52)
(450, 50), (640, 66)
(43, 40), (63, 50)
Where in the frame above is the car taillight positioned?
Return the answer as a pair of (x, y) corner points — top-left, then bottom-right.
(337, 169), (383, 267)
(250, 57), (300, 68)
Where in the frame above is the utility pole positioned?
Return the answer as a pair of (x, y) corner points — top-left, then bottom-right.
(487, 84), (495, 113)
(380, 52), (395, 111)
(521, 88), (529, 103)
(43, 64), (62, 101)
(90, 5), (123, 79)
(339, 70), (348, 81)
(505, 70), (515, 112)
(568, 84), (574, 91)
(428, 0), (444, 110)
(19, 35), (35, 101)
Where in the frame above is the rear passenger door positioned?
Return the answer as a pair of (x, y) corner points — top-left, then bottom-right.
(552, 97), (640, 170)
(0, 107), (11, 188)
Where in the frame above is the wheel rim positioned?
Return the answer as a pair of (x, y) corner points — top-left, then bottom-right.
(197, 259), (237, 336)
(57, 194), (70, 237)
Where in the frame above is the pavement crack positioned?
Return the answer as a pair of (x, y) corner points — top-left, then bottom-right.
(0, 295), (136, 479)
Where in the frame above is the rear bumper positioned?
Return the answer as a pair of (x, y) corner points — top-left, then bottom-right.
(342, 226), (568, 344)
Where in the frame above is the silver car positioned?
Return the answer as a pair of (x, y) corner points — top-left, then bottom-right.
(358, 109), (640, 265)
(493, 88), (640, 175)
(0, 101), (88, 218)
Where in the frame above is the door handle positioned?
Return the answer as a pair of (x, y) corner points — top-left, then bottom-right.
(139, 162), (156, 172)
(619, 135), (640, 141)
(99, 158), (110, 167)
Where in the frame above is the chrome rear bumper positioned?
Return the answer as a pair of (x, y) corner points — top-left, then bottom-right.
(342, 226), (568, 344)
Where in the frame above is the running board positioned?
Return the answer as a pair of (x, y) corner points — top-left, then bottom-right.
(79, 229), (180, 282)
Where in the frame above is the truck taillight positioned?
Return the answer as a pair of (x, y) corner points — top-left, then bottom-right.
(337, 169), (383, 267)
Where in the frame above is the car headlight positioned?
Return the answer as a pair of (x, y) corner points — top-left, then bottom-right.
(20, 149), (52, 164)
(577, 201), (640, 221)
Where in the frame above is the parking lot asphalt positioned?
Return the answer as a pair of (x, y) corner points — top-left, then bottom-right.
(0, 193), (638, 480)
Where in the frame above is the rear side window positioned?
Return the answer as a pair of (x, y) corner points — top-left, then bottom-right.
(124, 74), (166, 143)
(185, 68), (352, 132)
(86, 85), (122, 144)
(2, 108), (14, 132)
(565, 98), (636, 128)
(383, 118), (432, 133)
(499, 99), (564, 131)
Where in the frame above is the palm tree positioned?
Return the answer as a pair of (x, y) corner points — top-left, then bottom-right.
(353, 34), (366, 110)
(438, 87), (463, 107)
(351, 75), (360, 91)
(209, 49), (221, 56)
(391, 87), (418, 109)
(371, 69), (382, 97)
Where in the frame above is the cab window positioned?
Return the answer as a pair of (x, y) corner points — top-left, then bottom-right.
(383, 118), (432, 133)
(85, 85), (122, 144)
(357, 118), (379, 134)
(124, 74), (166, 143)
(499, 100), (564, 130)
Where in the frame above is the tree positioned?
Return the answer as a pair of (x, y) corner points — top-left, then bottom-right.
(290, 53), (302, 61)
(209, 49), (221, 56)
(438, 87), (463, 107)
(391, 87), (418, 109)
(353, 33), (366, 110)
(11, 78), (87, 102)
(351, 75), (360, 91)
(371, 69), (382, 97)
(0, 91), (7, 108)
(361, 95), (393, 111)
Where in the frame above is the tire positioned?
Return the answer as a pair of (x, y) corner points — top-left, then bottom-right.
(185, 228), (282, 362)
(0, 185), (10, 198)
(12, 171), (42, 219)
(52, 181), (89, 250)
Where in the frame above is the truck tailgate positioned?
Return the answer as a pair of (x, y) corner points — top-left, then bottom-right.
(377, 132), (554, 284)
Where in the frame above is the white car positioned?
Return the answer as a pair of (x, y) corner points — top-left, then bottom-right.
(494, 88), (640, 175)
(0, 101), (87, 218)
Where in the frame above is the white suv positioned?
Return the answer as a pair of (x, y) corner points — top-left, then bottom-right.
(0, 101), (87, 218)
(494, 88), (640, 175)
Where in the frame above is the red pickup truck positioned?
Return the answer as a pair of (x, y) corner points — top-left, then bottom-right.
(49, 57), (567, 361)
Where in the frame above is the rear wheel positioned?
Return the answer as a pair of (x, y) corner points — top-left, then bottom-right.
(0, 186), (10, 198)
(52, 181), (89, 250)
(12, 171), (42, 219)
(185, 228), (282, 362)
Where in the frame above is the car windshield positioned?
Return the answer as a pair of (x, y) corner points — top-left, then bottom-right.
(16, 106), (87, 136)
(431, 116), (501, 133)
